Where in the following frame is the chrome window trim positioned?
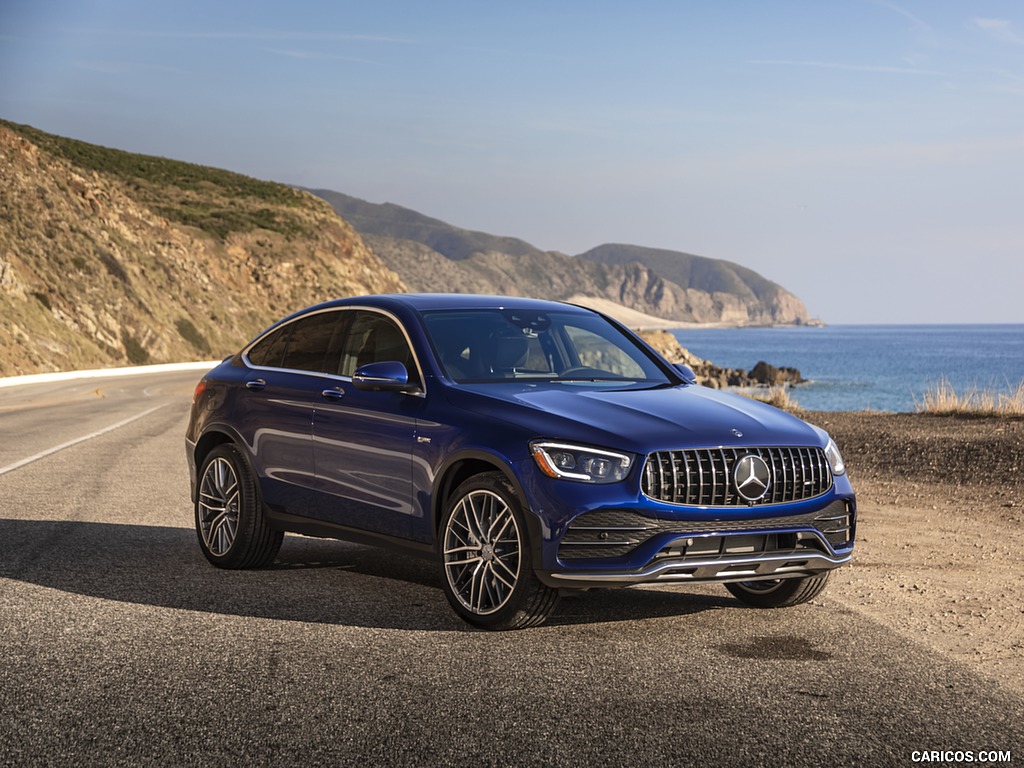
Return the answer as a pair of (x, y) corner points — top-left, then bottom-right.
(241, 305), (428, 397)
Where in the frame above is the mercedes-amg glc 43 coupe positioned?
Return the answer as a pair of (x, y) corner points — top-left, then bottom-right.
(186, 294), (855, 629)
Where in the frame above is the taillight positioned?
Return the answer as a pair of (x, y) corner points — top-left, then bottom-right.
(193, 379), (207, 403)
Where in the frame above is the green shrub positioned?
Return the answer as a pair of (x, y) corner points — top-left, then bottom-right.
(98, 250), (129, 283)
(31, 291), (52, 311)
(176, 318), (211, 355)
(1, 119), (311, 240)
(122, 332), (150, 365)
(1, 119), (299, 205)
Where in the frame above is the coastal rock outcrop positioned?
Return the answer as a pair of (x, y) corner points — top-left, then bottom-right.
(749, 360), (806, 386)
(638, 330), (804, 390)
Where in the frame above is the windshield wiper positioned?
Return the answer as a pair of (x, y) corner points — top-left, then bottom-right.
(556, 377), (637, 383)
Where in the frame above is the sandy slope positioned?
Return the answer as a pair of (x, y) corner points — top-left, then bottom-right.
(565, 295), (723, 330)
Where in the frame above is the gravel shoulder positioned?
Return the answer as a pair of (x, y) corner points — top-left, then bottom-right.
(808, 411), (1024, 696)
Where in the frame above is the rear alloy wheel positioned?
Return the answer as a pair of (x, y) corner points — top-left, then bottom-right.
(440, 472), (558, 630)
(725, 572), (831, 608)
(196, 444), (282, 569)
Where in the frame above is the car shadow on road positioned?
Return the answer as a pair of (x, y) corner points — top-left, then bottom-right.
(0, 518), (733, 631)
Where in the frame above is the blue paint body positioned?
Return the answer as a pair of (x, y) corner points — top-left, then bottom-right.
(186, 294), (855, 589)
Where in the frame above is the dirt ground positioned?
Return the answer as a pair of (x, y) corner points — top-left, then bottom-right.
(808, 412), (1024, 696)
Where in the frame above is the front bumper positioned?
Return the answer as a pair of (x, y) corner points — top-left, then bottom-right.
(523, 463), (857, 590)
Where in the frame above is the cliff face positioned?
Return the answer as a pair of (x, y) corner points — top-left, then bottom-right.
(579, 244), (811, 326)
(313, 191), (814, 326)
(0, 123), (404, 376)
(362, 235), (681, 315)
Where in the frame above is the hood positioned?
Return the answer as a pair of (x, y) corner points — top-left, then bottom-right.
(449, 382), (823, 454)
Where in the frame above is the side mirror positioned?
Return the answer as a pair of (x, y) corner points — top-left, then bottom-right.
(674, 363), (698, 385)
(353, 361), (418, 392)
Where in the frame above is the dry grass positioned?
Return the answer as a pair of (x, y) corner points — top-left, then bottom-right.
(744, 385), (804, 414)
(915, 377), (1024, 416)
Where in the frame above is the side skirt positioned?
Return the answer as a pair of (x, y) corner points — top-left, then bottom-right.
(264, 506), (436, 560)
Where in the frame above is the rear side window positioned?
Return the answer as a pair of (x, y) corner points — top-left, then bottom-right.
(280, 312), (345, 373)
(245, 311), (345, 373)
(246, 325), (291, 368)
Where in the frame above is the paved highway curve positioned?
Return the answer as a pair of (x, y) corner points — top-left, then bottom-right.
(0, 369), (1021, 766)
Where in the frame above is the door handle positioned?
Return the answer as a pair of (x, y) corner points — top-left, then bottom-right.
(245, 378), (266, 391)
(321, 388), (345, 401)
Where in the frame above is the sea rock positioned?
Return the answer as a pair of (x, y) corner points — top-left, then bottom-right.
(637, 331), (803, 390)
(749, 360), (805, 386)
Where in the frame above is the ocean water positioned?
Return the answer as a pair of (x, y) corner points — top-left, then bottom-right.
(671, 324), (1024, 413)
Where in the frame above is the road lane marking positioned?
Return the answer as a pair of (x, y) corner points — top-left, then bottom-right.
(0, 405), (166, 476)
(0, 360), (217, 389)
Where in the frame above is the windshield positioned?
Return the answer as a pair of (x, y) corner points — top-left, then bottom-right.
(422, 308), (672, 386)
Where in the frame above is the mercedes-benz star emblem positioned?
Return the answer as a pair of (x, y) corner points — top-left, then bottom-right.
(733, 455), (771, 503)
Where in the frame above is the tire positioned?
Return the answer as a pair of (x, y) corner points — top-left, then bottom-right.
(439, 472), (559, 630)
(195, 444), (283, 569)
(725, 572), (831, 608)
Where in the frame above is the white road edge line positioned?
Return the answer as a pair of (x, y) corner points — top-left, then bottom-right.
(0, 360), (219, 390)
(0, 405), (167, 477)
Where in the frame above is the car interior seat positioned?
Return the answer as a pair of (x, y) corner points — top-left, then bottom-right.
(485, 328), (529, 376)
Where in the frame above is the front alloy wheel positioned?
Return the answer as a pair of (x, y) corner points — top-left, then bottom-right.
(440, 472), (558, 630)
(725, 572), (831, 608)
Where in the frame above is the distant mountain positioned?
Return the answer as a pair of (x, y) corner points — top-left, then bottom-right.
(579, 244), (810, 326)
(310, 191), (813, 326)
(0, 121), (403, 375)
(352, 234), (690, 319)
(309, 189), (546, 261)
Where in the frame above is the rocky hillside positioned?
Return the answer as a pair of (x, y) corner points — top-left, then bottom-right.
(0, 121), (404, 376)
(311, 190), (813, 326)
(312, 189), (546, 261)
(358, 235), (692, 320)
(580, 244), (809, 326)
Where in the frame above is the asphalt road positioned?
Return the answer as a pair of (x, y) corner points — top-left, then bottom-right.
(0, 370), (1021, 767)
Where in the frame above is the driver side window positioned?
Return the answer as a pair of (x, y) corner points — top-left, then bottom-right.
(337, 311), (420, 387)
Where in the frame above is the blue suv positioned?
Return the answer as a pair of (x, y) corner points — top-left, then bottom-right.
(186, 294), (855, 629)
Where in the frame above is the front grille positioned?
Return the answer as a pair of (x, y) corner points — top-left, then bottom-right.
(558, 500), (854, 560)
(642, 446), (832, 507)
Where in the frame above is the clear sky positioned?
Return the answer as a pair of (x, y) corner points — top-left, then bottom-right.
(2, 1), (1022, 323)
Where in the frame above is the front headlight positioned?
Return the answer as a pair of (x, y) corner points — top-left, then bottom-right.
(824, 437), (846, 476)
(530, 441), (633, 484)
